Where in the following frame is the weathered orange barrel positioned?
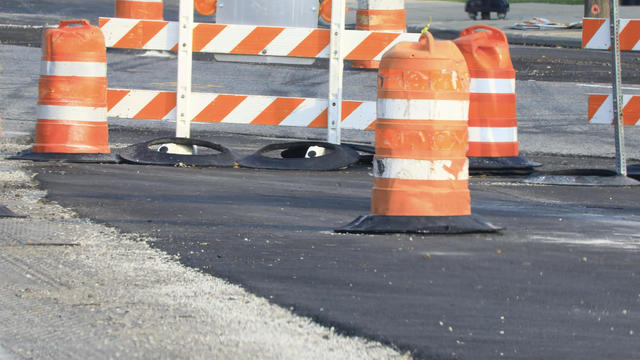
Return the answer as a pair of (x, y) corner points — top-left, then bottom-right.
(454, 25), (538, 173)
(374, 32), (470, 216)
(195, 0), (217, 16)
(319, 0), (333, 23)
(115, 0), (163, 19)
(34, 20), (109, 154)
(352, 0), (406, 69)
(454, 25), (516, 157)
(337, 32), (499, 234)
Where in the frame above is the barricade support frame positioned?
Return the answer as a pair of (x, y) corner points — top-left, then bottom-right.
(582, 0), (637, 176)
(609, 0), (626, 175)
(101, 0), (422, 145)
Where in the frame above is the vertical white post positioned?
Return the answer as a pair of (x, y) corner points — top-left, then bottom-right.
(610, 0), (627, 176)
(176, 0), (193, 140)
(328, 0), (346, 145)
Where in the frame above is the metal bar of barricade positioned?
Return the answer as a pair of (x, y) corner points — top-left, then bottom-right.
(176, 0), (194, 140)
(610, 0), (627, 176)
(328, 0), (347, 145)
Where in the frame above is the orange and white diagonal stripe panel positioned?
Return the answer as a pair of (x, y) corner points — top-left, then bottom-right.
(99, 17), (420, 60)
(588, 94), (640, 125)
(582, 18), (640, 51)
(107, 89), (377, 130)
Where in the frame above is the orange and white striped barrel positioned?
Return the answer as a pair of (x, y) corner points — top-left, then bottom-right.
(34, 20), (109, 154)
(115, 0), (163, 20)
(454, 25), (518, 158)
(372, 32), (470, 216)
(353, 0), (406, 69)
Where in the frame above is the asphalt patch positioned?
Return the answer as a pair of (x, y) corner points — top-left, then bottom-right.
(29, 159), (640, 359)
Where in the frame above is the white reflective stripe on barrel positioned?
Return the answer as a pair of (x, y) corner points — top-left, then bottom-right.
(373, 158), (469, 181)
(377, 98), (469, 121)
(468, 127), (518, 143)
(37, 105), (107, 122)
(40, 61), (107, 77)
(470, 78), (515, 94)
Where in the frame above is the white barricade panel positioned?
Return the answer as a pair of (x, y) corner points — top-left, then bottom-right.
(99, 18), (420, 60)
(107, 89), (377, 130)
(583, 18), (640, 51)
(588, 94), (640, 125)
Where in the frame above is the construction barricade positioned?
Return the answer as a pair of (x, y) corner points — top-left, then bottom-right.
(337, 32), (499, 234)
(12, 20), (118, 163)
(583, 18), (640, 132)
(453, 25), (538, 174)
(589, 94), (640, 126)
(584, 15), (639, 181)
(98, 0), (421, 168)
(525, 14), (640, 185)
(582, 18), (640, 51)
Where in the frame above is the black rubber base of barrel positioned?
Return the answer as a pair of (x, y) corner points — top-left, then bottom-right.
(522, 169), (640, 186)
(118, 137), (237, 167)
(335, 214), (501, 235)
(469, 155), (541, 175)
(238, 141), (360, 171)
(9, 150), (119, 164)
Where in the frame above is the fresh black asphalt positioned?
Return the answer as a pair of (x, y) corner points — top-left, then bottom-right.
(27, 130), (640, 360)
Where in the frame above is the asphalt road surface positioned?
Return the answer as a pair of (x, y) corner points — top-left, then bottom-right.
(2, 1), (640, 359)
(29, 142), (640, 360)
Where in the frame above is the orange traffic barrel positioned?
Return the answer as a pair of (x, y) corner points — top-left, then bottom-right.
(195, 0), (217, 16)
(35, 19), (109, 154)
(337, 32), (499, 234)
(318, 0), (348, 24)
(319, 0), (332, 23)
(454, 25), (539, 174)
(352, 0), (406, 69)
(115, 0), (163, 19)
(14, 20), (117, 163)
